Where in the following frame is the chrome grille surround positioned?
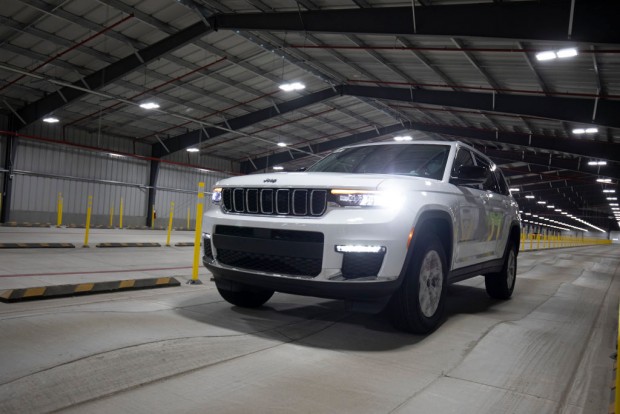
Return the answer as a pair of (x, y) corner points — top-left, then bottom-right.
(222, 188), (327, 217)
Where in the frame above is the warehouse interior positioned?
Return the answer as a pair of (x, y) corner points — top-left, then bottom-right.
(0, 0), (619, 231)
(1, 1), (619, 413)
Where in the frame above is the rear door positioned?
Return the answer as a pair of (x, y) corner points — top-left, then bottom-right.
(450, 147), (491, 269)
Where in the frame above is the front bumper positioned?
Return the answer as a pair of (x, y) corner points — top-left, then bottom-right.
(204, 257), (401, 301)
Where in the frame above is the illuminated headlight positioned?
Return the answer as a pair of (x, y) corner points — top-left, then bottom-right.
(335, 245), (386, 253)
(211, 187), (222, 203)
(331, 189), (400, 207)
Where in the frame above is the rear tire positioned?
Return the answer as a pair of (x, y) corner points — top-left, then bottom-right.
(216, 281), (274, 308)
(389, 234), (447, 334)
(485, 243), (517, 300)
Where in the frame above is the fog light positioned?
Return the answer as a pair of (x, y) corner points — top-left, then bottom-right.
(335, 245), (386, 253)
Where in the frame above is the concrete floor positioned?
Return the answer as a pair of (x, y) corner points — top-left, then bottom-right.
(0, 227), (618, 413)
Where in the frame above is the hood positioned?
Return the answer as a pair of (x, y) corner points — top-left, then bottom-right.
(215, 172), (439, 191)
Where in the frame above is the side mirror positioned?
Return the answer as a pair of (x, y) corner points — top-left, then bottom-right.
(451, 165), (488, 186)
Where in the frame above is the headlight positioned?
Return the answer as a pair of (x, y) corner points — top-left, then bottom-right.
(211, 187), (222, 203)
(330, 189), (399, 207)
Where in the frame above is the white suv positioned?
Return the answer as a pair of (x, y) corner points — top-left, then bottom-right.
(203, 141), (521, 333)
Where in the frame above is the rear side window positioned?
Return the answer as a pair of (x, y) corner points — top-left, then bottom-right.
(473, 153), (500, 193)
(495, 170), (510, 196)
(451, 148), (475, 176)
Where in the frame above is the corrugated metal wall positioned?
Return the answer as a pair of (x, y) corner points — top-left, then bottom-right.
(0, 117), (235, 225)
(155, 164), (230, 228)
(162, 151), (238, 174)
(10, 139), (149, 225)
(20, 123), (151, 157)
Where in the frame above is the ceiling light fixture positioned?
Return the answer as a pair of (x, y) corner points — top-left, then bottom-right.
(525, 195), (535, 199)
(509, 188), (520, 192)
(603, 189), (616, 193)
(139, 102), (160, 110)
(573, 127), (598, 135)
(536, 51), (556, 61)
(277, 142), (287, 147)
(279, 82), (305, 92)
(394, 135), (412, 141)
(273, 166), (284, 170)
(536, 48), (578, 61)
(186, 148), (199, 153)
(556, 48), (578, 58)
(43, 117), (59, 123)
(597, 178), (612, 183)
(537, 201), (546, 204)
(588, 161), (607, 166)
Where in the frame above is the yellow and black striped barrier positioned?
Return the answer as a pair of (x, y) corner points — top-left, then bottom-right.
(0, 222), (52, 228)
(174, 242), (195, 247)
(95, 242), (161, 248)
(0, 277), (180, 302)
(0, 243), (75, 249)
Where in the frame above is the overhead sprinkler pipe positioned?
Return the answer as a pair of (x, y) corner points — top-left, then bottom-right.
(289, 45), (620, 54)
(65, 56), (228, 129)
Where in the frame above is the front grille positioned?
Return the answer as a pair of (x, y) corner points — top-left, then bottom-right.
(341, 252), (385, 279)
(217, 249), (322, 276)
(213, 226), (324, 277)
(221, 188), (327, 217)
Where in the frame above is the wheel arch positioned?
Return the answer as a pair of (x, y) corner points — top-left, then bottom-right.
(508, 221), (521, 256)
(398, 210), (454, 283)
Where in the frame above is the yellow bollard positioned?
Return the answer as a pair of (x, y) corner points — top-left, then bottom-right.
(187, 207), (190, 230)
(119, 197), (124, 229)
(529, 232), (533, 250)
(56, 193), (63, 227)
(520, 230), (525, 252)
(166, 202), (175, 247)
(190, 182), (205, 284)
(83, 196), (93, 247)
(109, 205), (114, 228)
(151, 204), (155, 229)
(536, 233), (541, 250)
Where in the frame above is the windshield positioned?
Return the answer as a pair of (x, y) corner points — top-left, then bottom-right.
(306, 144), (450, 180)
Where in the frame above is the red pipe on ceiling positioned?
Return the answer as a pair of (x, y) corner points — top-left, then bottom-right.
(0, 130), (238, 176)
(0, 14), (134, 94)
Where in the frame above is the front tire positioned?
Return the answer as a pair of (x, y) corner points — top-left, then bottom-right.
(485, 243), (517, 300)
(216, 280), (274, 308)
(389, 234), (447, 334)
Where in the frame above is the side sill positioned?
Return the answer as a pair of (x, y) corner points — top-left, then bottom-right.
(448, 258), (504, 284)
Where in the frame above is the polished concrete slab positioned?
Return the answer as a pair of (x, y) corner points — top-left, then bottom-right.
(0, 228), (617, 413)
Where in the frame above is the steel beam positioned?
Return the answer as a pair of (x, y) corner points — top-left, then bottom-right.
(209, 1), (620, 44)
(14, 21), (212, 128)
(343, 85), (620, 130)
(152, 88), (340, 158)
(240, 123), (409, 173)
(0, 133), (16, 223)
(146, 161), (160, 228)
(240, 120), (620, 172)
